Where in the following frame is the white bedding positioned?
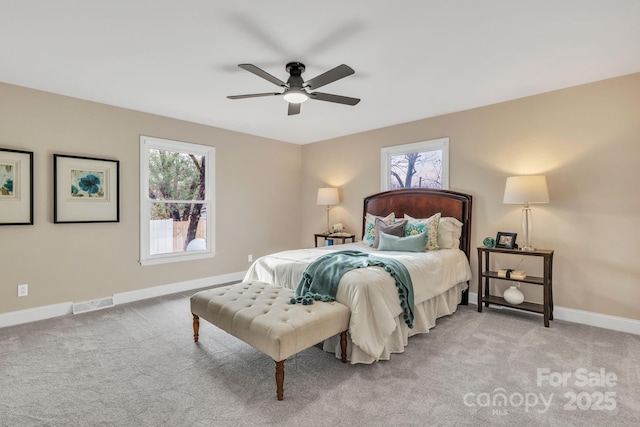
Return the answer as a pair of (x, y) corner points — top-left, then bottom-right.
(243, 242), (472, 364)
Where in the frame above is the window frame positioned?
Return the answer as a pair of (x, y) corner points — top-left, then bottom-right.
(139, 135), (215, 266)
(381, 137), (449, 191)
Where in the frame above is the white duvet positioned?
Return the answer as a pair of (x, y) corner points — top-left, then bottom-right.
(243, 242), (472, 363)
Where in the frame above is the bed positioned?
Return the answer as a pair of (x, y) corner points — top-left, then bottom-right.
(244, 188), (473, 364)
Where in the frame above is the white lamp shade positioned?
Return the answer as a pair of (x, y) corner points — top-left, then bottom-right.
(317, 187), (340, 205)
(503, 176), (550, 204)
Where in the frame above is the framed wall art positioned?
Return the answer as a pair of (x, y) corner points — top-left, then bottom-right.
(0, 148), (34, 226)
(53, 154), (120, 223)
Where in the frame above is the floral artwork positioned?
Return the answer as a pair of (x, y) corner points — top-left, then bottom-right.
(0, 162), (16, 198)
(70, 169), (106, 198)
(0, 149), (32, 225)
(54, 154), (119, 223)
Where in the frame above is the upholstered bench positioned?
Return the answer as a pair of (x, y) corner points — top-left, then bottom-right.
(190, 281), (351, 400)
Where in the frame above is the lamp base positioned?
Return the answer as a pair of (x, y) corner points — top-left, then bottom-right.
(521, 206), (535, 253)
(325, 207), (331, 237)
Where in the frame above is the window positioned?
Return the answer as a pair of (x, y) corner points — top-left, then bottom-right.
(381, 137), (449, 191)
(139, 136), (215, 265)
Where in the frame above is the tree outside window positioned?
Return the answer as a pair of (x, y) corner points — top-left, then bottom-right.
(381, 138), (449, 191)
(140, 136), (215, 265)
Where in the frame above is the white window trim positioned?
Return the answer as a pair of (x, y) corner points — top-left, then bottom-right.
(381, 137), (449, 191)
(139, 135), (216, 266)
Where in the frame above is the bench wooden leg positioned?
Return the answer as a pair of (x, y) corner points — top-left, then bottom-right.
(192, 314), (200, 342)
(275, 360), (285, 401)
(340, 330), (348, 363)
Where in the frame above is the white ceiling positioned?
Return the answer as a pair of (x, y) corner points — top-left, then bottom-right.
(2, 1), (639, 145)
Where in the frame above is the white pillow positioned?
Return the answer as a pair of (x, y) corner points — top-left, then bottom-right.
(404, 213), (441, 251)
(438, 217), (463, 249)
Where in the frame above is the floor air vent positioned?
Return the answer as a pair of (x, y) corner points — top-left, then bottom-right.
(72, 297), (114, 314)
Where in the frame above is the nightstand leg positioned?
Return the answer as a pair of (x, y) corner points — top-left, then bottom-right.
(544, 254), (552, 326)
(547, 281), (553, 322)
(483, 250), (491, 308)
(544, 306), (550, 327)
(543, 276), (550, 327)
(484, 278), (490, 308)
(477, 248), (483, 312)
(548, 255), (554, 320)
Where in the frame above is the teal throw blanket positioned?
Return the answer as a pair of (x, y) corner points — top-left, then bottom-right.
(292, 250), (415, 328)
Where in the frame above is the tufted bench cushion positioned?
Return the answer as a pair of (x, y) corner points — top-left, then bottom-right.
(190, 281), (350, 400)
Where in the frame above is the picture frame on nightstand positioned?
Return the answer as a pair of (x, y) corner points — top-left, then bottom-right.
(495, 231), (517, 249)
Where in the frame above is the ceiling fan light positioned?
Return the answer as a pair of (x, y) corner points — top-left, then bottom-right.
(283, 89), (309, 104)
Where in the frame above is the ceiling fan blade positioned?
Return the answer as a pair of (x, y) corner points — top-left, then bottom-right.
(288, 102), (301, 115)
(238, 64), (287, 87)
(304, 64), (354, 90)
(309, 92), (360, 106)
(227, 92), (281, 100)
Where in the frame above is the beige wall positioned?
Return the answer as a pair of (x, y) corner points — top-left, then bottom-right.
(3, 73), (639, 322)
(0, 83), (302, 313)
(301, 73), (640, 321)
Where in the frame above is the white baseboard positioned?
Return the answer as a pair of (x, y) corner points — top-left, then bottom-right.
(468, 292), (640, 335)
(551, 306), (640, 335)
(0, 302), (73, 328)
(112, 271), (245, 305)
(0, 271), (245, 329)
(2, 280), (637, 334)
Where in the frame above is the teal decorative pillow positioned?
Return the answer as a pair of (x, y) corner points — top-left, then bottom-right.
(404, 212), (441, 251)
(405, 221), (427, 237)
(364, 212), (395, 246)
(378, 231), (427, 252)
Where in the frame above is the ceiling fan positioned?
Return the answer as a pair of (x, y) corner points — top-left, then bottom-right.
(227, 62), (360, 115)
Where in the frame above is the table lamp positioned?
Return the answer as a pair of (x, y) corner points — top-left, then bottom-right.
(317, 187), (340, 234)
(503, 175), (549, 251)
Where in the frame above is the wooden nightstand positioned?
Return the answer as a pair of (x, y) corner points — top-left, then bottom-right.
(477, 246), (554, 327)
(314, 233), (356, 247)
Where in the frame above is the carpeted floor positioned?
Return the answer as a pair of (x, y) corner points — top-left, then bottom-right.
(1, 288), (639, 427)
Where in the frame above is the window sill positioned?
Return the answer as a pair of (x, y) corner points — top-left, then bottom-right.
(139, 250), (216, 266)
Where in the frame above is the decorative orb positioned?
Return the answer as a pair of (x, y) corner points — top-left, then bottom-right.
(503, 286), (525, 305)
(483, 237), (496, 248)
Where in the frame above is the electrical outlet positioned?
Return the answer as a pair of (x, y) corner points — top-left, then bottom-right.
(18, 284), (28, 297)
(248, 254), (253, 262)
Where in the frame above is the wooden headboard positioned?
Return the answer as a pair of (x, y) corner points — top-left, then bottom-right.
(362, 189), (473, 261)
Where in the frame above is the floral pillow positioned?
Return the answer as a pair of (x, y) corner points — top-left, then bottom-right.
(364, 212), (395, 246)
(404, 212), (441, 251)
